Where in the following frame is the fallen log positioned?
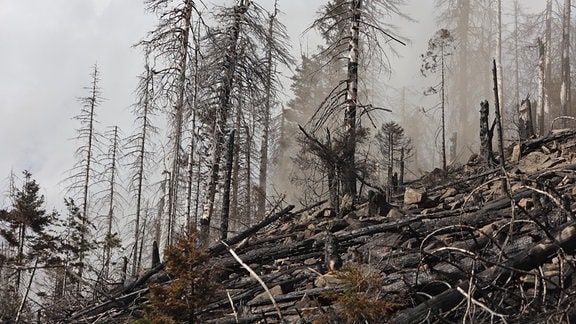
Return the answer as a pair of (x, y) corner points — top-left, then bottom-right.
(391, 220), (576, 323)
(209, 205), (295, 256)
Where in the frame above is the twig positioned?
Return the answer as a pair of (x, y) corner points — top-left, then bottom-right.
(222, 241), (283, 321)
(226, 289), (239, 323)
(456, 286), (508, 322)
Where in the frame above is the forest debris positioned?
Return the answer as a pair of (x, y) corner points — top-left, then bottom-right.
(69, 128), (576, 324)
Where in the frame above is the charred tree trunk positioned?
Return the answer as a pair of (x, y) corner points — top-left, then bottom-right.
(440, 45), (447, 170)
(326, 130), (339, 212)
(342, 0), (361, 197)
(519, 96), (534, 141)
(399, 147), (405, 188)
(479, 101), (494, 163)
(493, 59), (507, 194)
(257, 7), (278, 220)
(493, 60), (505, 166)
(199, 2), (246, 246)
(220, 130), (236, 240)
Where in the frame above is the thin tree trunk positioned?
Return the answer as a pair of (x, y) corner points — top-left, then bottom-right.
(132, 62), (152, 277)
(16, 224), (25, 290)
(399, 147), (405, 187)
(245, 125), (253, 226)
(387, 128), (394, 201)
(496, 0), (504, 126)
(167, 0), (194, 247)
(326, 131), (339, 212)
(231, 106), (242, 233)
(514, 0), (520, 128)
(257, 5), (278, 220)
(79, 64), (99, 289)
(441, 46), (447, 170)
(220, 130), (236, 240)
(103, 126), (119, 281)
(185, 25), (201, 232)
(561, 0), (572, 124)
(15, 258), (38, 324)
(537, 37), (546, 136)
(480, 101), (494, 163)
(493, 59), (507, 193)
(544, 0), (552, 122)
(342, 0), (361, 197)
(456, 0), (470, 142)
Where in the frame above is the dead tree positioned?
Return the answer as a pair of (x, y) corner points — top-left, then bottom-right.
(518, 95), (534, 140)
(479, 100), (494, 163)
(220, 130), (236, 240)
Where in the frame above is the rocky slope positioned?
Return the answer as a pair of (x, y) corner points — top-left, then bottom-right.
(69, 128), (576, 323)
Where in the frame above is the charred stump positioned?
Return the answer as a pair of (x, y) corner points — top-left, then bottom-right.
(519, 95), (535, 141)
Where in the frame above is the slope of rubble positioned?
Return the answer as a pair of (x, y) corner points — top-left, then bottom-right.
(69, 128), (576, 323)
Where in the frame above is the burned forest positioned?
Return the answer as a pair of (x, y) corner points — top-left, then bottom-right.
(4, 0), (576, 323)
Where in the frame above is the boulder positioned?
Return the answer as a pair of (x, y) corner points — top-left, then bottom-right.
(404, 187), (427, 205)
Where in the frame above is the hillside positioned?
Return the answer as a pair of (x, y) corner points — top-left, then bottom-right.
(67, 129), (576, 323)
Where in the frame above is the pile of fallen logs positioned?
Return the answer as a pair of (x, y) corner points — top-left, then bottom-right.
(66, 128), (576, 323)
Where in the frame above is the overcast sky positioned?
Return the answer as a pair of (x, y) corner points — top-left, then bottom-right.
(0, 0), (542, 210)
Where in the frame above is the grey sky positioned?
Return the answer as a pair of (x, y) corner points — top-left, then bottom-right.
(0, 0), (542, 210)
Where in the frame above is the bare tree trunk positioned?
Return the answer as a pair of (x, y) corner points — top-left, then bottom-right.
(456, 0), (470, 137)
(519, 96), (534, 141)
(132, 62), (153, 277)
(326, 131), (339, 212)
(544, 0), (552, 122)
(79, 64), (100, 289)
(496, 0), (504, 126)
(342, 0), (361, 197)
(257, 5), (278, 220)
(513, 0), (520, 126)
(167, 0), (194, 248)
(220, 130), (236, 240)
(387, 128), (394, 201)
(185, 26), (201, 233)
(561, 0), (572, 124)
(399, 147), (405, 187)
(231, 107), (242, 233)
(537, 37), (546, 136)
(480, 101), (494, 163)
(199, 1), (246, 246)
(245, 125), (253, 226)
(15, 258), (37, 324)
(493, 59), (507, 193)
(441, 46), (447, 170)
(103, 126), (119, 281)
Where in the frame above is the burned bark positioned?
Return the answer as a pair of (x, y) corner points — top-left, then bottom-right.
(479, 100), (494, 163)
(519, 95), (534, 141)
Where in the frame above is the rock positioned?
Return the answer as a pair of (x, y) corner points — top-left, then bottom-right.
(511, 144), (521, 162)
(386, 208), (404, 219)
(440, 188), (457, 200)
(518, 151), (549, 173)
(404, 187), (427, 205)
(304, 258), (318, 266)
(518, 198), (533, 209)
(250, 285), (283, 304)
